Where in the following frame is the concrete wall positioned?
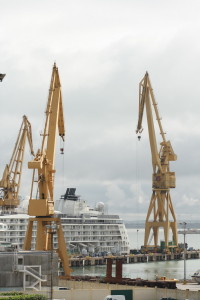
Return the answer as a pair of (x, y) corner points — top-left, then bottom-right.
(57, 281), (156, 300)
(55, 289), (109, 300)
(156, 286), (200, 300)
(30, 286), (200, 300)
(0, 251), (58, 287)
(58, 279), (200, 300)
(133, 288), (155, 300)
(27, 287), (156, 300)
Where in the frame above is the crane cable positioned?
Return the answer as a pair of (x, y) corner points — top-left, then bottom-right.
(135, 134), (141, 248)
(60, 137), (65, 195)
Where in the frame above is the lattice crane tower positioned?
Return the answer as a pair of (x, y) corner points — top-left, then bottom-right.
(0, 115), (34, 211)
(136, 73), (178, 251)
(23, 64), (71, 278)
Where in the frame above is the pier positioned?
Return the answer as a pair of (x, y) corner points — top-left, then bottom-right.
(70, 250), (200, 267)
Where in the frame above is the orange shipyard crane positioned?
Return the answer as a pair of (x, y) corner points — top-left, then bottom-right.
(136, 72), (178, 251)
(0, 115), (34, 211)
(23, 63), (71, 278)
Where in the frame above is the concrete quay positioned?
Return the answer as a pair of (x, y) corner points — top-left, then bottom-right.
(70, 250), (200, 267)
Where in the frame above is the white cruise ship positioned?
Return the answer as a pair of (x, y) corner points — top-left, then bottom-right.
(0, 188), (130, 255)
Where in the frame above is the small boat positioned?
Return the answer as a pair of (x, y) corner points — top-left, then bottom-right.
(191, 270), (200, 283)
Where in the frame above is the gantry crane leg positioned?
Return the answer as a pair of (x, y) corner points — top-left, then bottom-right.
(23, 219), (33, 249)
(170, 221), (178, 247)
(144, 190), (177, 250)
(153, 226), (159, 249)
(144, 223), (151, 248)
(23, 217), (71, 278)
(56, 219), (71, 279)
(163, 222), (170, 250)
(36, 219), (47, 250)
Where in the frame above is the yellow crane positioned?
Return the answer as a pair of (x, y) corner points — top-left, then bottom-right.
(23, 63), (71, 278)
(0, 115), (34, 211)
(136, 72), (178, 251)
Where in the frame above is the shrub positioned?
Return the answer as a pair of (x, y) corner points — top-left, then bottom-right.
(0, 293), (47, 300)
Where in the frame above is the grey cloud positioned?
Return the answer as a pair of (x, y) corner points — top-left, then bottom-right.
(1, 0), (200, 222)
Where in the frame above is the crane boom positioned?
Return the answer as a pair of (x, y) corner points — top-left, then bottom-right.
(0, 115), (34, 210)
(24, 63), (71, 278)
(136, 73), (178, 251)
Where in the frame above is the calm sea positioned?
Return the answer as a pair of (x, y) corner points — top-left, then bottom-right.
(71, 228), (200, 280)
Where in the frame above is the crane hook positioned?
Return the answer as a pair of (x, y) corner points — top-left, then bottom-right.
(137, 135), (141, 141)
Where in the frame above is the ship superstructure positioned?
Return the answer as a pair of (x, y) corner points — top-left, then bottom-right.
(0, 188), (130, 255)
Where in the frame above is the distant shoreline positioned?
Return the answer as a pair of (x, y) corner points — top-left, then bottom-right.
(125, 221), (200, 229)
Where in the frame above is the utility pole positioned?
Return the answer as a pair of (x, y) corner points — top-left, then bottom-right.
(180, 222), (187, 284)
(46, 223), (57, 300)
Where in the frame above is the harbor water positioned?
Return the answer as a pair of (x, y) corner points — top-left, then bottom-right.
(71, 228), (200, 280)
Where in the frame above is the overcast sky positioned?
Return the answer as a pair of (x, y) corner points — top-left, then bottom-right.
(1, 0), (200, 222)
